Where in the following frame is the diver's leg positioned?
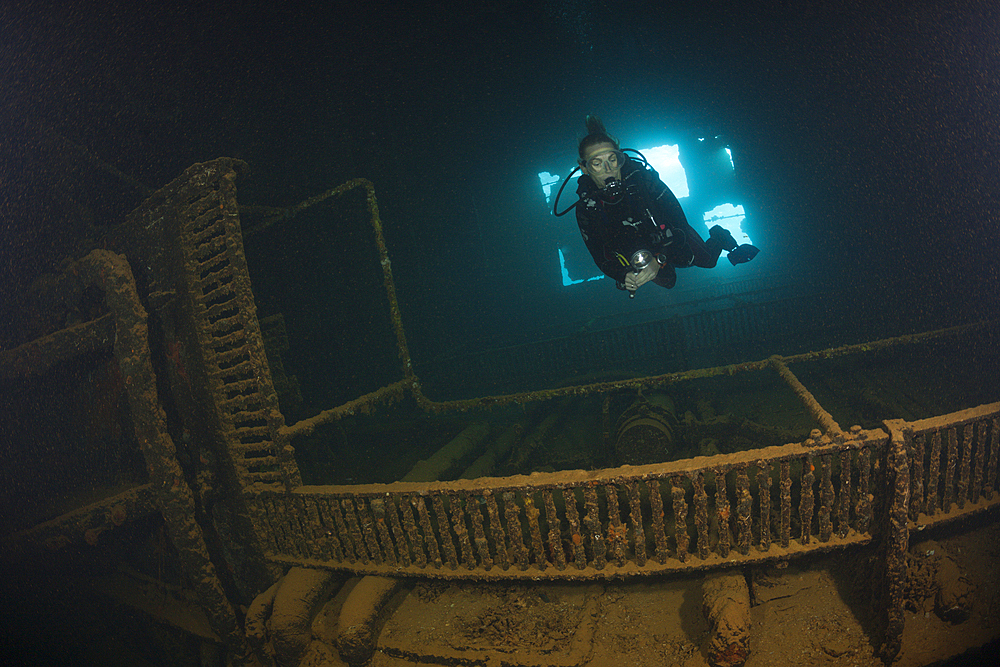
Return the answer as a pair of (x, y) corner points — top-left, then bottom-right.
(686, 225), (720, 268)
(688, 225), (739, 268)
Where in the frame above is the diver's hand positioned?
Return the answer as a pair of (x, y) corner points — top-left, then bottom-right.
(624, 262), (660, 291)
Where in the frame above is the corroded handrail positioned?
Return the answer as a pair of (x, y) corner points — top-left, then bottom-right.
(258, 428), (887, 580)
(887, 402), (1000, 526)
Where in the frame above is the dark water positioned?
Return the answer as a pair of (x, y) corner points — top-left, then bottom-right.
(3, 1), (998, 364)
(2, 1), (999, 664)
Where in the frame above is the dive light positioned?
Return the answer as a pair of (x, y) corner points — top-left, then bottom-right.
(627, 249), (654, 299)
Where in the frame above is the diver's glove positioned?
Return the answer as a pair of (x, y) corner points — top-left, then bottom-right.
(727, 244), (760, 265)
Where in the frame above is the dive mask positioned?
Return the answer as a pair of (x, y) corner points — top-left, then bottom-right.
(584, 148), (625, 199)
(585, 149), (625, 175)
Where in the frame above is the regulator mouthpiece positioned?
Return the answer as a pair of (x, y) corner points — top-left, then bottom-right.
(601, 177), (623, 200)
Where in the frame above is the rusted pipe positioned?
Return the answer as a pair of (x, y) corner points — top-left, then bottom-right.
(769, 355), (843, 439)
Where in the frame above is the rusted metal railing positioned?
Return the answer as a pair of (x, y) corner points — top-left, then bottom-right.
(873, 404), (1000, 663)
(886, 402), (1000, 528)
(259, 429), (886, 580)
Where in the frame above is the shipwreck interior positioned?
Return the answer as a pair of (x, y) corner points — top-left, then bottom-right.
(1, 159), (998, 667)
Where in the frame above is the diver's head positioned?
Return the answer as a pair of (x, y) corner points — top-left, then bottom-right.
(578, 115), (624, 188)
(580, 141), (624, 187)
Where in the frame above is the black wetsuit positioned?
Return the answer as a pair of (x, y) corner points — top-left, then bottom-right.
(575, 157), (726, 289)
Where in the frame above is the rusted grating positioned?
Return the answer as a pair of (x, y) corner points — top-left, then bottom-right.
(170, 163), (298, 490)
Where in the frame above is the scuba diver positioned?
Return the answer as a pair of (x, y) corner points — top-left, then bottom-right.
(558, 116), (759, 296)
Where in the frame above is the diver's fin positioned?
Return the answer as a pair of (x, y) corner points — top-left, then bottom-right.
(727, 244), (760, 266)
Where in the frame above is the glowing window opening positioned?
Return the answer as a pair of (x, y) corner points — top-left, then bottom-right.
(559, 248), (604, 286)
(538, 171), (561, 204)
(704, 203), (752, 247)
(640, 144), (689, 198)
